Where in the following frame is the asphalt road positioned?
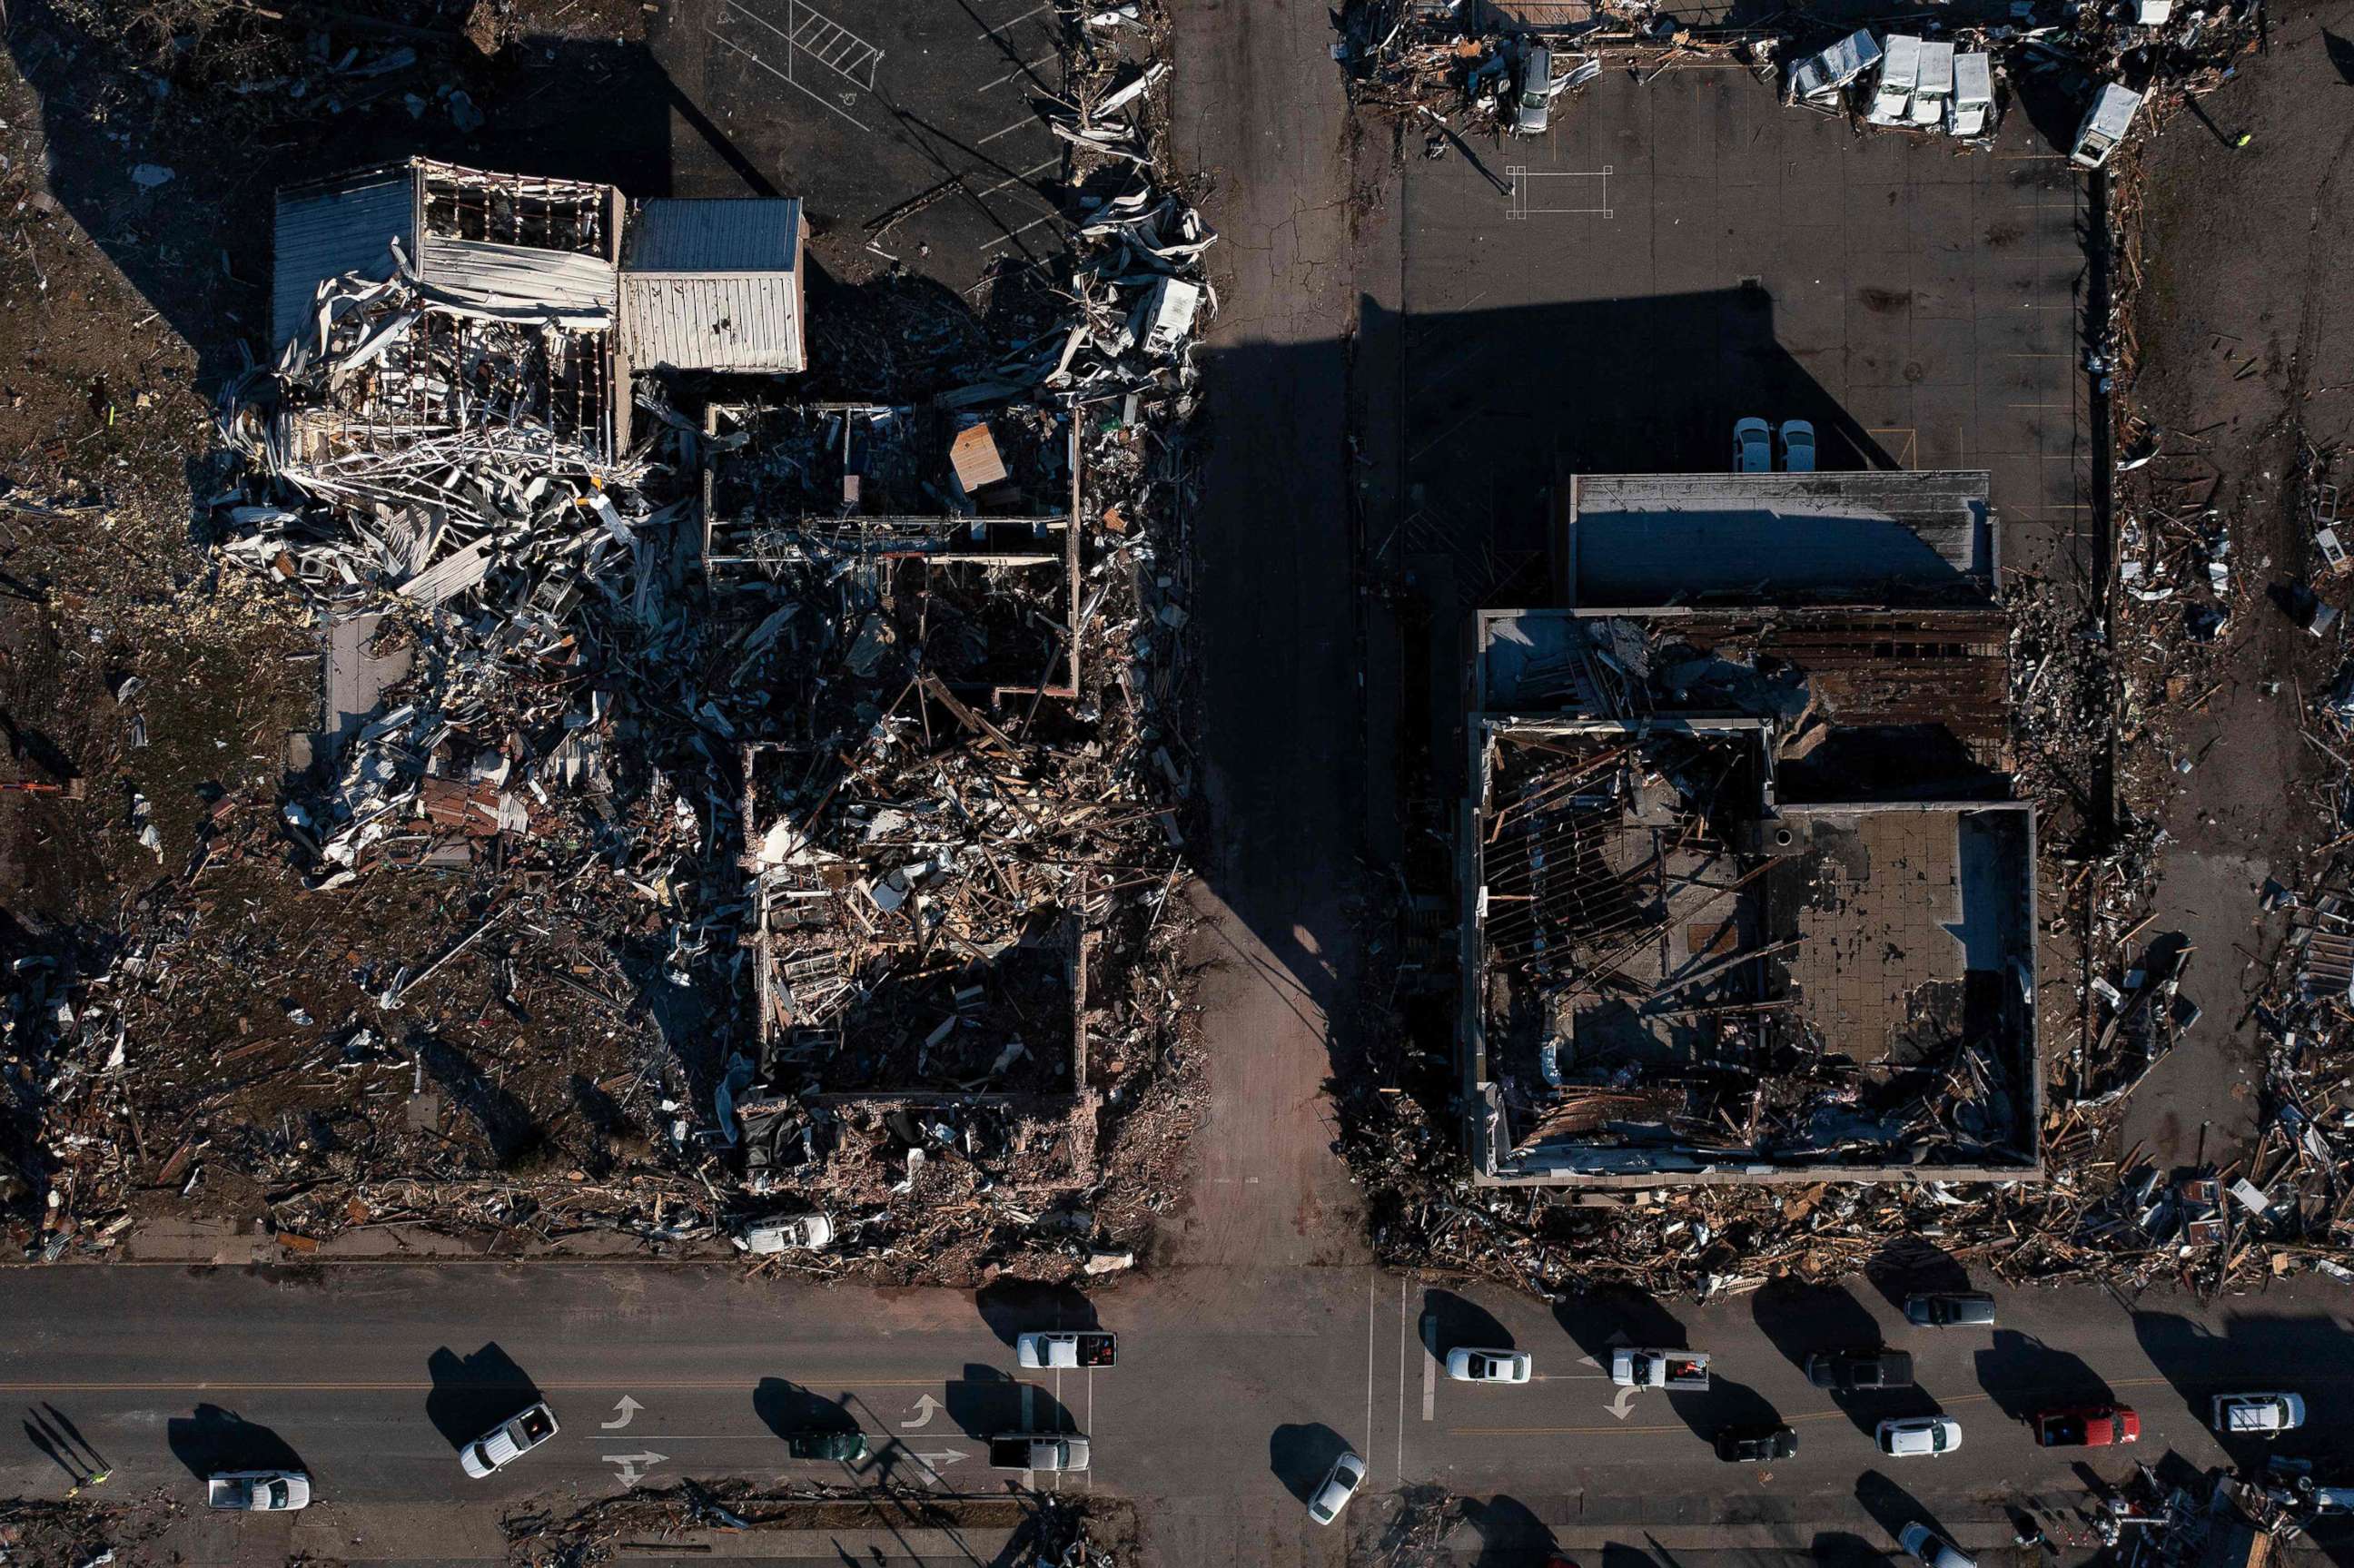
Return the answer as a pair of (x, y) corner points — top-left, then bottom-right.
(4, 1266), (2350, 1563)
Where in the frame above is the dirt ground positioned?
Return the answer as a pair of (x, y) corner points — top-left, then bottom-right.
(2110, 0), (2354, 1173)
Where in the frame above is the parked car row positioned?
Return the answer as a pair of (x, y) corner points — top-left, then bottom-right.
(1733, 415), (1815, 472)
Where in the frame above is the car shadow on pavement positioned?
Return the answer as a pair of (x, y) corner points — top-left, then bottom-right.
(1855, 1468), (1938, 1552)
(1422, 1288), (1513, 1359)
(1550, 1286), (1686, 1366)
(1974, 1329), (2114, 1423)
(1751, 1278), (1884, 1370)
(943, 1365), (1073, 1441)
(1809, 1530), (1893, 1567)
(423, 1344), (543, 1453)
(751, 1377), (856, 1442)
(973, 1280), (1098, 1348)
(1680, 1373), (1782, 1446)
(1268, 1422), (1349, 1507)
(165, 1404), (307, 1482)
(1863, 1239), (1974, 1315)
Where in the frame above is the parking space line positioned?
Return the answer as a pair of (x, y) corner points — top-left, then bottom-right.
(979, 213), (1058, 251)
(707, 25), (874, 133)
(978, 115), (1045, 146)
(1396, 1277), (1409, 1475)
(978, 3), (1053, 38)
(977, 53), (1060, 94)
(976, 158), (1059, 198)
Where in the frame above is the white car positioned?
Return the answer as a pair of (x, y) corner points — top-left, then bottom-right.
(1308, 1449), (1367, 1526)
(2213, 1393), (2305, 1436)
(1876, 1415), (1962, 1457)
(1899, 1522), (1977, 1568)
(1445, 1347), (1532, 1384)
(205, 1471), (312, 1511)
(460, 1402), (560, 1478)
(1734, 417), (1772, 472)
(1778, 419), (1816, 472)
(736, 1214), (834, 1254)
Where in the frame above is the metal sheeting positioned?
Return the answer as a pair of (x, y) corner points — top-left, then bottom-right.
(416, 236), (618, 325)
(272, 170), (414, 353)
(623, 198), (802, 274)
(621, 274), (806, 372)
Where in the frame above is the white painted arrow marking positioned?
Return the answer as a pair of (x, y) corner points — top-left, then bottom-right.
(911, 1446), (969, 1469)
(603, 1450), (668, 1487)
(900, 1393), (944, 1430)
(600, 1395), (644, 1430)
(1607, 1385), (1640, 1421)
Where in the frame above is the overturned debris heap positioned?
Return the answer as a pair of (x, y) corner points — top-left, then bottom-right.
(20, 54), (1212, 1272)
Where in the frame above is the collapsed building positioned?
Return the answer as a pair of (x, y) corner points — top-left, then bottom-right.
(1459, 470), (2042, 1186)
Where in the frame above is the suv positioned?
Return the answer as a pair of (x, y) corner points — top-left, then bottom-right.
(1715, 1425), (1797, 1464)
(1904, 1291), (1995, 1328)
(460, 1402), (559, 1478)
(786, 1429), (870, 1462)
(1512, 46), (1553, 134)
(1877, 1415), (1963, 1457)
(1807, 1347), (1915, 1392)
(2213, 1393), (2305, 1437)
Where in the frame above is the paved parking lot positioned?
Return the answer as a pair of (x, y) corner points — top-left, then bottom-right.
(1382, 62), (2093, 608)
(658, 0), (1075, 288)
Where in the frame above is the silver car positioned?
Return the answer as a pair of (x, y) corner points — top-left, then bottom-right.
(1512, 46), (1553, 134)
(1899, 1522), (1977, 1568)
(1308, 1449), (1367, 1526)
(1734, 417), (1772, 472)
(1877, 1415), (1963, 1457)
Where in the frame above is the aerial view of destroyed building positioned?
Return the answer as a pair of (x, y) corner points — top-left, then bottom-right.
(1, 0), (2352, 1565)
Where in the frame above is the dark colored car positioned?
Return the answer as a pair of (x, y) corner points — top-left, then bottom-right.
(1806, 1347), (1916, 1391)
(1715, 1425), (1798, 1463)
(1904, 1291), (1996, 1328)
(785, 1429), (871, 1463)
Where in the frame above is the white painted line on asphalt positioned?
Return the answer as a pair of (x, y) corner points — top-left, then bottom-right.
(706, 26), (874, 134)
(977, 159), (1059, 198)
(977, 3), (1052, 38)
(1364, 1275), (1376, 1455)
(1420, 1325), (1437, 1423)
(977, 53), (1059, 94)
(978, 213), (1057, 251)
(977, 116), (1041, 145)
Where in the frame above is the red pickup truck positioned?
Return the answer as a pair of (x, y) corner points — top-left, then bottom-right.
(2033, 1405), (2141, 1446)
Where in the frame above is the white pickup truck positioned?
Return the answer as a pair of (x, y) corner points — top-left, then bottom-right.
(1611, 1348), (1711, 1390)
(1016, 1330), (1117, 1369)
(206, 1471), (311, 1511)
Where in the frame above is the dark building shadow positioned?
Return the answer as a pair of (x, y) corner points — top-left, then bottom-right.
(2011, 72), (2097, 163)
(4, 15), (694, 390)
(1975, 1328), (2114, 1423)
(1807, 1532), (1889, 1568)
(1423, 1287), (1515, 1358)
(423, 1344), (543, 1452)
(165, 1404), (306, 1481)
(974, 1280), (1098, 1349)
(2132, 1310), (2347, 1468)
(1462, 1494), (1561, 1567)
(1268, 1422), (1350, 1507)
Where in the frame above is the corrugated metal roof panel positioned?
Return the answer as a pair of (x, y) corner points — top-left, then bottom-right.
(272, 171), (414, 353)
(623, 199), (803, 275)
(620, 275), (806, 372)
(417, 236), (617, 323)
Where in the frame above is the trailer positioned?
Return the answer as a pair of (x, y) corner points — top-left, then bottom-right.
(2072, 84), (2143, 169)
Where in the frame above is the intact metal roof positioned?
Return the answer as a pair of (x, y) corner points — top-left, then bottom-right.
(272, 167), (415, 353)
(623, 199), (804, 275)
(1561, 470), (1994, 609)
(621, 275), (806, 372)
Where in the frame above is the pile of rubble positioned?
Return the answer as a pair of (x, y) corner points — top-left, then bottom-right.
(8, 23), (1212, 1281)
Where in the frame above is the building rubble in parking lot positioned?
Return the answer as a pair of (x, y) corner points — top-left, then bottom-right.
(6, 28), (1213, 1279)
(1328, 0), (2257, 163)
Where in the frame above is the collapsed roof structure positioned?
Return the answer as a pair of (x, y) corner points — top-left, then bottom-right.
(1459, 469), (2041, 1186)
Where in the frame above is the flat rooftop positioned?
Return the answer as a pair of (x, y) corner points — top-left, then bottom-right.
(1559, 470), (1996, 610)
